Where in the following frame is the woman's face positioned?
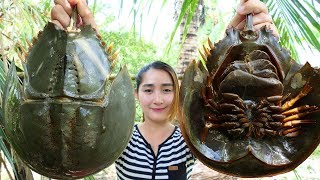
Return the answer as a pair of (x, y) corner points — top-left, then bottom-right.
(137, 68), (174, 123)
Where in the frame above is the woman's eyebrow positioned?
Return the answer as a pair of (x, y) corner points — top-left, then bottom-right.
(142, 84), (154, 87)
(141, 83), (173, 87)
(162, 83), (173, 86)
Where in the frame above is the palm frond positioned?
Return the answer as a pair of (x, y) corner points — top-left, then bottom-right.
(165, 0), (199, 54)
(0, 0), (51, 179)
(313, 0), (320, 5)
(0, 59), (17, 179)
(150, 0), (168, 38)
(0, 59), (6, 95)
(0, 128), (17, 179)
(91, 0), (97, 16)
(265, 0), (320, 62)
(118, 0), (168, 41)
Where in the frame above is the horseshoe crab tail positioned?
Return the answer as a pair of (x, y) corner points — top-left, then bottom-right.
(241, 13), (258, 41)
(67, 7), (79, 32)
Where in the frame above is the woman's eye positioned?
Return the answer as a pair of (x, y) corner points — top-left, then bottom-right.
(144, 89), (152, 93)
(163, 89), (172, 92)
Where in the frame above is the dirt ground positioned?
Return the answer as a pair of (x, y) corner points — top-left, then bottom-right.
(92, 157), (320, 180)
(13, 150), (319, 179)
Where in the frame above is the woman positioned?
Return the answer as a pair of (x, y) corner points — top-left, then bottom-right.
(115, 61), (193, 179)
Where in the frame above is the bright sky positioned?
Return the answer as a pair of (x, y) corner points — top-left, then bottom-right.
(99, 1), (177, 43)
(94, 0), (320, 66)
(102, 0), (237, 41)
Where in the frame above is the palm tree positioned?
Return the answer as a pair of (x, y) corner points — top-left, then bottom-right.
(175, 0), (203, 77)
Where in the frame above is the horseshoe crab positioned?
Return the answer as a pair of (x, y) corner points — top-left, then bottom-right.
(3, 9), (135, 179)
(179, 14), (320, 177)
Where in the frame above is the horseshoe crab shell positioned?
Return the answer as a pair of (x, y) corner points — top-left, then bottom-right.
(179, 15), (320, 177)
(3, 22), (135, 179)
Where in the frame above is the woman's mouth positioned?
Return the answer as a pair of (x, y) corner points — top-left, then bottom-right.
(151, 108), (165, 112)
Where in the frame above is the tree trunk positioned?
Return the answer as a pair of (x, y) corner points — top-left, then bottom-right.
(176, 0), (202, 77)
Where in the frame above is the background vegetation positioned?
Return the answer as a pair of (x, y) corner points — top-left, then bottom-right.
(0, 0), (319, 179)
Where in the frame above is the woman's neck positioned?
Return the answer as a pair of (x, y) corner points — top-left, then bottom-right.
(138, 120), (175, 156)
(141, 119), (173, 131)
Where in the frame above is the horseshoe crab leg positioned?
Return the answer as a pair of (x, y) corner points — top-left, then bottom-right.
(282, 107), (320, 123)
(281, 84), (312, 111)
(283, 119), (316, 127)
(282, 105), (318, 116)
(202, 72), (215, 105)
(201, 123), (214, 143)
(281, 127), (301, 137)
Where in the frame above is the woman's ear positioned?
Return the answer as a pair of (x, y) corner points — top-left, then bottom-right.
(134, 91), (138, 100)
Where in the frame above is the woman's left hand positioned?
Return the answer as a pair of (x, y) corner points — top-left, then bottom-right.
(228, 0), (279, 38)
(51, 0), (97, 30)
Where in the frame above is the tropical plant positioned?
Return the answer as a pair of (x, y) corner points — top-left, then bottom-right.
(264, 0), (320, 63)
(0, 0), (52, 179)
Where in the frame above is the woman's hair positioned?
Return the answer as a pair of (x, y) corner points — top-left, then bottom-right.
(136, 61), (179, 121)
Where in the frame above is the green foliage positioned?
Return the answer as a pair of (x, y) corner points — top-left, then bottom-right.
(0, 60), (6, 95)
(100, 30), (178, 77)
(197, 0), (235, 47)
(101, 31), (157, 76)
(0, 60), (18, 179)
(89, 2), (115, 25)
(311, 145), (320, 158)
(84, 175), (96, 180)
(1, 0), (51, 69)
(265, 0), (320, 62)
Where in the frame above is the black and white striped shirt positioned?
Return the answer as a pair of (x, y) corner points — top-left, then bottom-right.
(115, 124), (195, 180)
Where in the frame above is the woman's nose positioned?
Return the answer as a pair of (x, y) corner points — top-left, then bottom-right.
(154, 92), (164, 104)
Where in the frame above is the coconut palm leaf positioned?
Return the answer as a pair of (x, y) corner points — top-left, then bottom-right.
(265, 0), (320, 61)
(0, 0), (51, 179)
(0, 59), (18, 180)
(0, 60), (6, 94)
(0, 128), (17, 180)
(165, 0), (199, 54)
(118, 0), (166, 40)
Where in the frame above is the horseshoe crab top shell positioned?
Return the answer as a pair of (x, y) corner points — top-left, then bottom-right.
(3, 22), (135, 179)
(24, 23), (113, 100)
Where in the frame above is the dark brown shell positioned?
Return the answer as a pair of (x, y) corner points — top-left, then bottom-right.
(179, 17), (320, 177)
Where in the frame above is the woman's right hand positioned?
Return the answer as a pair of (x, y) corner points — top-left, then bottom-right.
(51, 0), (97, 30)
(228, 0), (278, 38)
